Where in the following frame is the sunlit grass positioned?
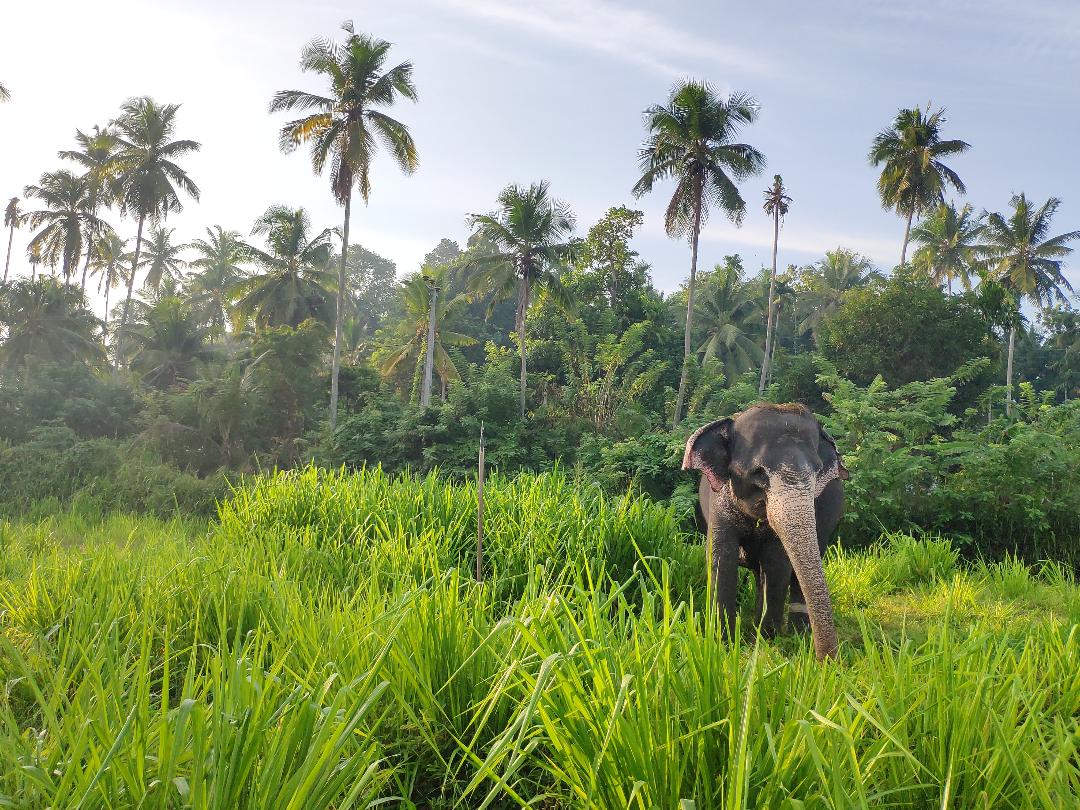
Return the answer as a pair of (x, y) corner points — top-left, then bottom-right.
(1, 467), (1077, 807)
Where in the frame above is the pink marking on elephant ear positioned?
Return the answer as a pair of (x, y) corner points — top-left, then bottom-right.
(682, 418), (733, 492)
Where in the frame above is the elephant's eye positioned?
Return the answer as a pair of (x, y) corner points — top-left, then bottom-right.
(750, 466), (769, 489)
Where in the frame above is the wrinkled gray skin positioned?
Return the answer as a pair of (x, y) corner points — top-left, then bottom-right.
(683, 404), (847, 661)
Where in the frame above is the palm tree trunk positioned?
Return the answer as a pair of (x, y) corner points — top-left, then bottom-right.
(3, 224), (13, 283)
(329, 190), (351, 432)
(102, 279), (111, 339)
(517, 274), (530, 418)
(116, 214), (146, 368)
(899, 208), (914, 268)
(79, 241), (93, 294)
(672, 188), (703, 428)
(1005, 321), (1016, 417)
(421, 281), (437, 407)
(759, 206), (780, 395)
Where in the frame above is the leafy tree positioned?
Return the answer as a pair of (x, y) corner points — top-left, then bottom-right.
(795, 248), (879, 341)
(577, 206), (644, 311)
(185, 226), (247, 337)
(109, 97), (201, 365)
(232, 205), (336, 329)
(910, 201), (985, 293)
(122, 297), (215, 389)
(759, 174), (791, 393)
(345, 243), (400, 337)
(466, 181), (579, 417)
(379, 268), (476, 404)
(633, 80), (765, 426)
(23, 170), (106, 282)
(869, 105), (969, 267)
(271, 19), (418, 432)
(4, 197), (26, 283)
(0, 279), (103, 371)
(138, 225), (188, 296)
(695, 262), (764, 383)
(981, 194), (1079, 414)
(59, 125), (119, 291)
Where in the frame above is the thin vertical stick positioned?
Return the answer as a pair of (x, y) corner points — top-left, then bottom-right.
(476, 421), (485, 582)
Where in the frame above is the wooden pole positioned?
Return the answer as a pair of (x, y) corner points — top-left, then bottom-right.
(476, 421), (485, 582)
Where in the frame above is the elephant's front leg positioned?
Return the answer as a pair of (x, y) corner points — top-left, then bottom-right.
(708, 498), (741, 639)
(757, 540), (793, 638)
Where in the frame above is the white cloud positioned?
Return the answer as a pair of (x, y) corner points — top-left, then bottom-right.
(436, 0), (775, 78)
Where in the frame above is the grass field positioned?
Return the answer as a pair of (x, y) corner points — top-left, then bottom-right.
(1, 467), (1078, 808)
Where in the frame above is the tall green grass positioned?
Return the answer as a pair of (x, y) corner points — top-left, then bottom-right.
(0, 468), (1077, 807)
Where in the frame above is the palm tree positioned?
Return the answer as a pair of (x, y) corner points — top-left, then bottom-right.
(910, 202), (985, 293)
(869, 105), (970, 268)
(138, 225), (188, 296)
(271, 20), (418, 431)
(380, 270), (476, 402)
(759, 174), (791, 393)
(0, 278), (104, 371)
(231, 205), (336, 329)
(60, 125), (119, 292)
(122, 297), (215, 389)
(980, 194), (1079, 414)
(27, 243), (42, 281)
(23, 170), (106, 283)
(87, 230), (128, 333)
(0, 82), (9, 102)
(109, 97), (200, 365)
(466, 181), (579, 417)
(4, 197), (25, 283)
(798, 249), (879, 341)
(185, 226), (247, 337)
(632, 81), (765, 426)
(696, 263), (764, 382)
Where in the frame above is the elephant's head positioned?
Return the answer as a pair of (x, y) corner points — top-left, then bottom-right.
(682, 403), (848, 660)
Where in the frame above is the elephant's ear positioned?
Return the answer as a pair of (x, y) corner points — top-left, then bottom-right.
(682, 418), (734, 492)
(818, 426), (850, 481)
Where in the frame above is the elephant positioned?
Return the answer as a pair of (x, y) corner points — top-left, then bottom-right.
(682, 403), (848, 660)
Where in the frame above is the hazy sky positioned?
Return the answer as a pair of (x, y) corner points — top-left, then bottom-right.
(2, 0), (1079, 293)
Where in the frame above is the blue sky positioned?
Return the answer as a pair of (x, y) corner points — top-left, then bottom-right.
(2, 0), (1078, 293)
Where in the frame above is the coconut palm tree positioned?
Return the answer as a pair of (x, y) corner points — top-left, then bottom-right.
(23, 170), (106, 283)
(380, 270), (476, 403)
(632, 81), (765, 426)
(137, 225), (188, 296)
(0, 82), (9, 102)
(109, 97), (200, 365)
(696, 263), (764, 382)
(122, 296), (215, 389)
(87, 230), (128, 333)
(185, 226), (247, 337)
(231, 205), (336, 329)
(0, 278), (104, 371)
(759, 174), (791, 394)
(980, 194), (1079, 414)
(869, 105), (970, 268)
(27, 243), (42, 282)
(798, 249), (879, 342)
(271, 20), (418, 431)
(4, 197), (25, 283)
(60, 125), (120, 292)
(910, 202), (985, 293)
(466, 181), (579, 417)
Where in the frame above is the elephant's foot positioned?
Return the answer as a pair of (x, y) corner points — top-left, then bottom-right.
(788, 602), (811, 633)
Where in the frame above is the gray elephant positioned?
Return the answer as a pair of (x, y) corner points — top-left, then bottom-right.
(682, 403), (848, 660)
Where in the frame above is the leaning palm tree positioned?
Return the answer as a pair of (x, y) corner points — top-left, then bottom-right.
(759, 174), (791, 393)
(23, 170), (106, 283)
(696, 263), (764, 382)
(4, 197), (26, 283)
(185, 226), (247, 337)
(0, 278), (104, 371)
(87, 229), (128, 333)
(910, 201), (985, 293)
(632, 81), (765, 426)
(380, 270), (476, 403)
(869, 105), (970, 268)
(466, 181), (579, 417)
(980, 194), (1079, 414)
(271, 20), (418, 431)
(109, 97), (200, 365)
(60, 125), (119, 292)
(230, 205), (336, 329)
(138, 225), (188, 296)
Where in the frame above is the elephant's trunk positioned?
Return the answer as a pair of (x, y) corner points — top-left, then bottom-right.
(766, 476), (838, 661)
